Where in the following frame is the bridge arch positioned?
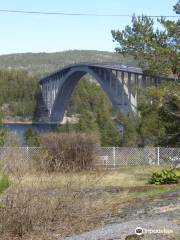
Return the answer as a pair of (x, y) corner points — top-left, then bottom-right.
(39, 63), (163, 123)
(50, 66), (125, 122)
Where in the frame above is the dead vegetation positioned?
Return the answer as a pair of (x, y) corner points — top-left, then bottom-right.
(0, 133), (179, 239)
(0, 172), (117, 239)
(0, 167), (179, 239)
(39, 133), (100, 172)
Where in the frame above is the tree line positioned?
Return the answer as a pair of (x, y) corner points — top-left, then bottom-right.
(58, 78), (180, 147)
(0, 70), (39, 121)
(0, 1), (179, 147)
(0, 68), (179, 147)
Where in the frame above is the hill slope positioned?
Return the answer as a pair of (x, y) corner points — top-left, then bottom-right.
(0, 50), (137, 77)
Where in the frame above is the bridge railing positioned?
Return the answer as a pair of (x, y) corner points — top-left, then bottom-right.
(0, 146), (179, 170)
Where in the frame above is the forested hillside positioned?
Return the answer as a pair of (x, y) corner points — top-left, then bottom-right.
(0, 70), (39, 122)
(0, 2), (179, 146)
(0, 50), (136, 77)
(0, 49), (136, 126)
(64, 78), (122, 146)
(0, 68), (179, 146)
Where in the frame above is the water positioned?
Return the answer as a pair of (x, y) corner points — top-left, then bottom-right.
(1, 123), (58, 145)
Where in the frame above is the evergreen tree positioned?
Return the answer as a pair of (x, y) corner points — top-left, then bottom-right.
(116, 112), (139, 146)
(96, 108), (120, 146)
(0, 128), (8, 147)
(76, 110), (99, 134)
(138, 82), (180, 146)
(111, 1), (180, 76)
(24, 128), (40, 146)
(0, 70), (39, 120)
(174, 0), (180, 14)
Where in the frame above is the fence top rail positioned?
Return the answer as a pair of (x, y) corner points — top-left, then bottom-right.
(0, 146), (180, 150)
(0, 146), (42, 149)
(101, 147), (180, 150)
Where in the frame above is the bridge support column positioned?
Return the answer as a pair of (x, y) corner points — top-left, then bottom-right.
(104, 70), (107, 83)
(49, 81), (52, 114)
(135, 74), (138, 107)
(142, 76), (146, 91)
(45, 83), (47, 105)
(121, 72), (125, 106)
(109, 70), (112, 88)
(128, 73), (131, 103)
(115, 72), (119, 96)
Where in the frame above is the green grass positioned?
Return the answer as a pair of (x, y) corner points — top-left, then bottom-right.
(0, 175), (10, 194)
(16, 165), (173, 189)
(99, 165), (169, 187)
(130, 185), (180, 198)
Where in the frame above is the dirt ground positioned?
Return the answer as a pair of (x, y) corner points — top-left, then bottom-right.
(64, 189), (180, 240)
(0, 167), (180, 240)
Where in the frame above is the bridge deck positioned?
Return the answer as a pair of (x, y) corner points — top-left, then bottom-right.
(39, 62), (143, 84)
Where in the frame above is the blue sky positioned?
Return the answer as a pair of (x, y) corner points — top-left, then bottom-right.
(0, 0), (178, 55)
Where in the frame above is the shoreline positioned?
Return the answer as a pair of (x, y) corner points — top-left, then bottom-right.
(2, 121), (58, 125)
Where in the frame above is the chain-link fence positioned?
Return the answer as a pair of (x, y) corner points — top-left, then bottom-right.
(0, 146), (180, 169)
(96, 147), (180, 168)
(0, 147), (43, 173)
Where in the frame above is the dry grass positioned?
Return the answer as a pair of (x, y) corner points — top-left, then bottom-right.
(0, 164), (179, 239)
(14, 165), (168, 189)
(0, 171), (121, 239)
(0, 147), (36, 178)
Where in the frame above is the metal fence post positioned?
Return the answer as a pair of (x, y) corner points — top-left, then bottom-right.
(26, 146), (29, 162)
(157, 147), (160, 166)
(113, 147), (116, 169)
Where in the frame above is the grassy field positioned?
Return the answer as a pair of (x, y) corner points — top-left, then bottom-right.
(0, 165), (179, 239)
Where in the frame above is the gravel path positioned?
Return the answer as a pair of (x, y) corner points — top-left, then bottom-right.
(65, 217), (179, 240)
(64, 190), (180, 240)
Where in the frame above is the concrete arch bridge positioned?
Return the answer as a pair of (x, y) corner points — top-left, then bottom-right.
(38, 63), (170, 123)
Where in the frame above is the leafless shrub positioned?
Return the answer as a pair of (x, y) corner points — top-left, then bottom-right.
(0, 187), (31, 236)
(39, 133), (100, 172)
(0, 175), (105, 239)
(0, 183), (60, 237)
